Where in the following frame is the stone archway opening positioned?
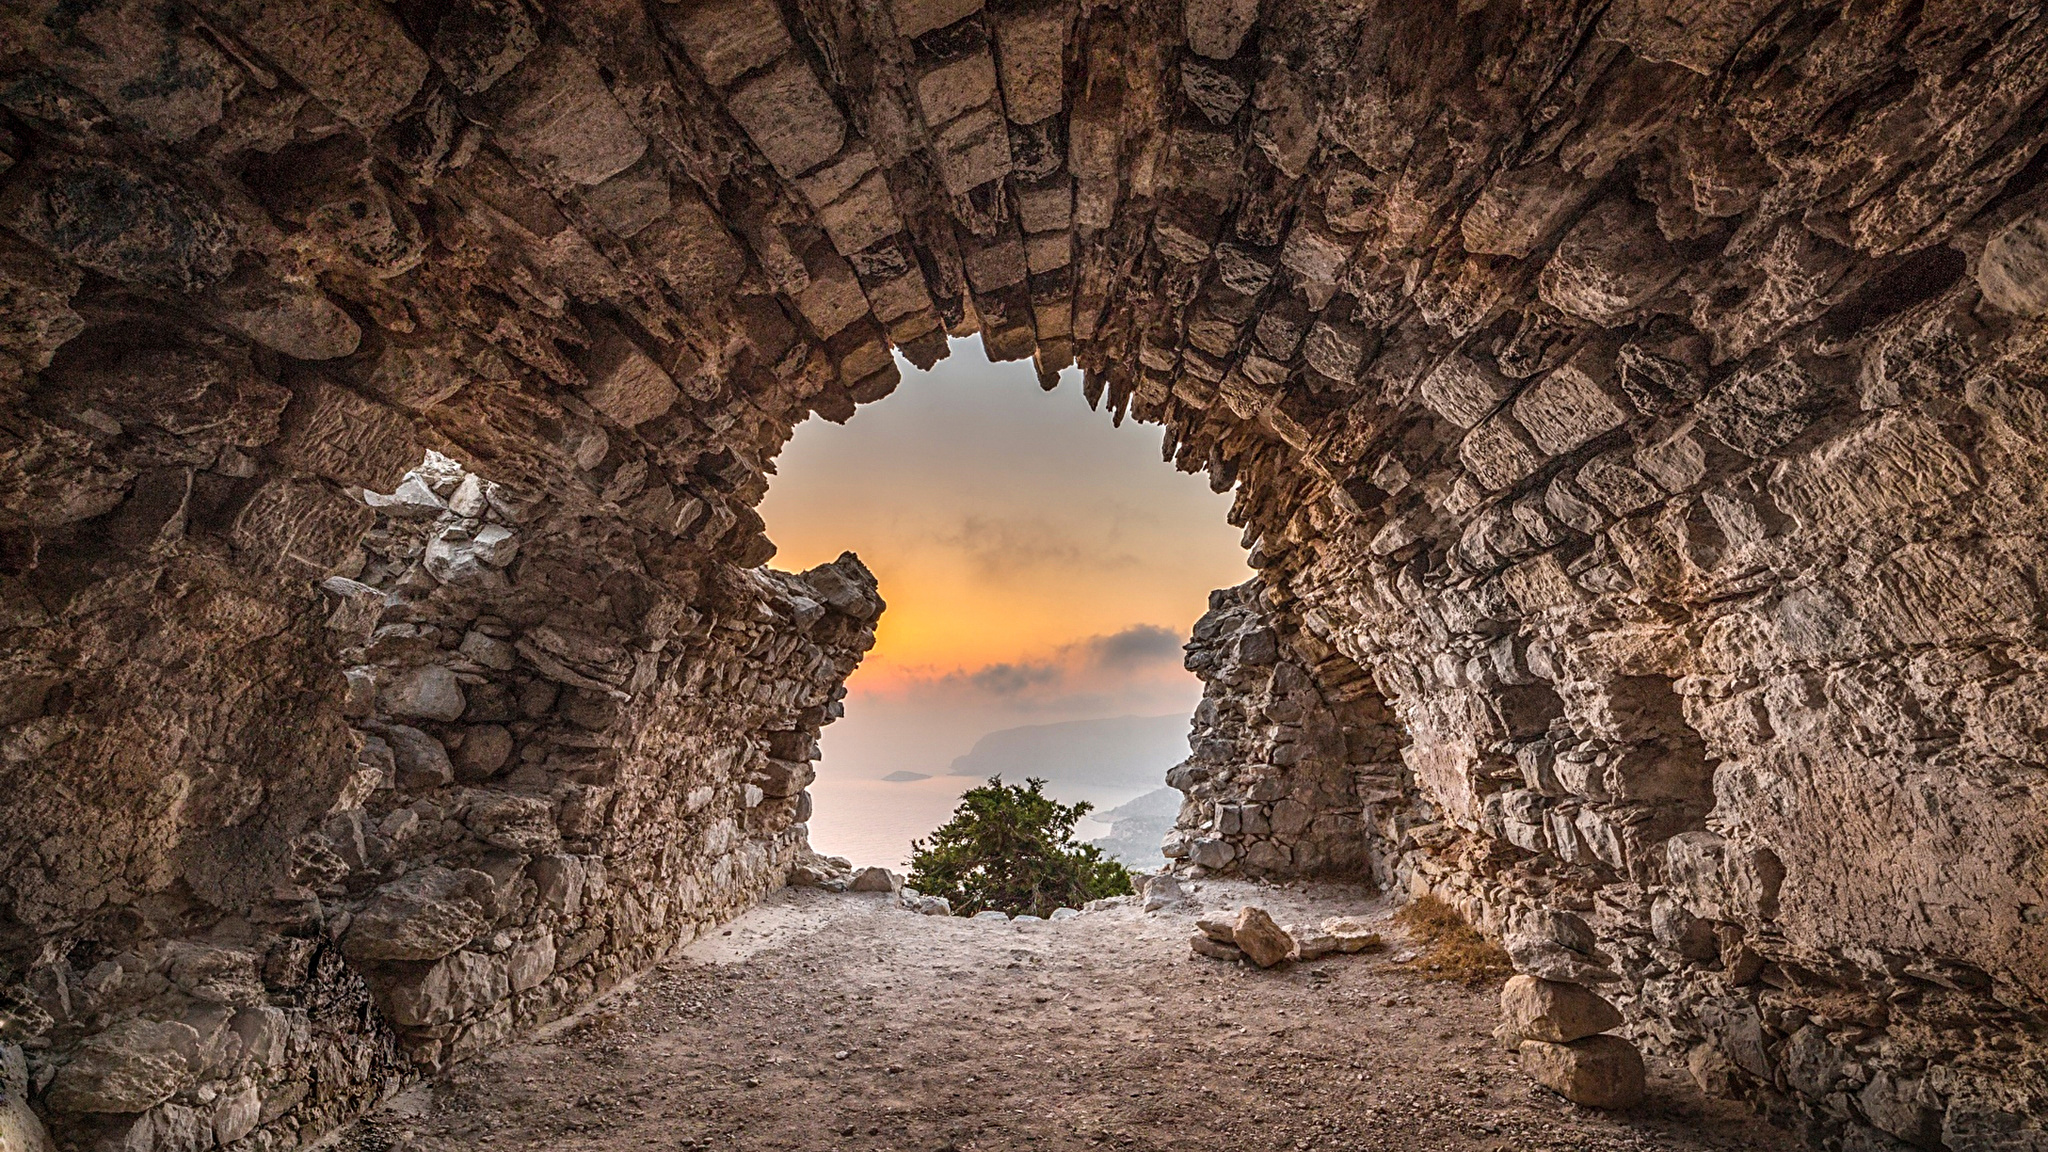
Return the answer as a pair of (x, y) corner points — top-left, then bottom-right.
(4, 0), (2048, 1148)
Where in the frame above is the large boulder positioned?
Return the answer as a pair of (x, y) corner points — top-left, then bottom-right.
(1519, 1035), (1646, 1109)
(1501, 975), (1624, 1043)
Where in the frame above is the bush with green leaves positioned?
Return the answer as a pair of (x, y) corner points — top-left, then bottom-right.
(907, 776), (1134, 918)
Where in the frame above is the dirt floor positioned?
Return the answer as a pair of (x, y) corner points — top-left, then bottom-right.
(340, 880), (1799, 1152)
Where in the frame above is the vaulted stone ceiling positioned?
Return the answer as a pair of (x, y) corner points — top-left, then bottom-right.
(3, 0), (2047, 1149)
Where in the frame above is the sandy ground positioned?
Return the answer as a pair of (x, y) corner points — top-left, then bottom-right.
(340, 881), (1798, 1152)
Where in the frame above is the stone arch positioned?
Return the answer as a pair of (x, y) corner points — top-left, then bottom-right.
(4, 0), (2048, 1148)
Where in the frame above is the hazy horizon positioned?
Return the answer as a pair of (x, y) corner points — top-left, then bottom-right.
(757, 340), (1249, 868)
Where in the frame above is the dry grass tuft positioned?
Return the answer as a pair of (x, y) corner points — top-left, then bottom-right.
(1392, 895), (1514, 986)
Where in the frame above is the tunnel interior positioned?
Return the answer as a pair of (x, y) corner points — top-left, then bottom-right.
(3, 0), (2048, 1148)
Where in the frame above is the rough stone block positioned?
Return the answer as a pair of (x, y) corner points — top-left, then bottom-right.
(1539, 198), (1680, 326)
(418, 0), (538, 96)
(1665, 831), (1784, 922)
(633, 188), (747, 301)
(193, 0), (427, 128)
(932, 104), (1013, 195)
(0, 152), (235, 292)
(726, 57), (846, 179)
(1302, 318), (1371, 384)
(1513, 361), (1631, 455)
(914, 53), (998, 127)
(794, 249), (871, 338)
(270, 378), (420, 491)
(583, 157), (672, 239)
(20, 0), (234, 142)
(43, 1018), (198, 1113)
(344, 867), (494, 962)
(892, 0), (982, 38)
(1979, 212), (2048, 317)
(377, 950), (509, 1027)
(1419, 353), (1512, 429)
(1461, 162), (1594, 259)
(1599, 0), (1775, 75)
(963, 237), (1027, 293)
(1460, 412), (1544, 491)
(993, 3), (1071, 124)
(1501, 975), (1624, 1043)
(665, 0), (794, 87)
(201, 268), (361, 360)
(583, 325), (679, 428)
(1519, 1035), (1646, 1108)
(866, 272), (934, 323)
(1015, 177), (1073, 234)
(1233, 906), (1293, 967)
(1184, 0), (1258, 59)
(483, 39), (648, 186)
(814, 171), (903, 255)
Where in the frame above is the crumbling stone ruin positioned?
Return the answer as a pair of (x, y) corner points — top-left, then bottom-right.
(3, 0), (2047, 1148)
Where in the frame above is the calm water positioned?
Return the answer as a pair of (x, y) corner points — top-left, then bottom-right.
(805, 771), (1153, 872)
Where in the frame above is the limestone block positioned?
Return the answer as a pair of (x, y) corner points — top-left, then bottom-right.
(483, 39), (647, 186)
(1068, 90), (1123, 181)
(1664, 831), (1784, 922)
(1419, 353), (1511, 429)
(932, 105), (1013, 195)
(344, 867), (495, 962)
(1232, 906), (1293, 967)
(1278, 221), (1350, 308)
(229, 1007), (290, 1071)
(1505, 907), (1615, 985)
(756, 758), (817, 798)
(795, 144), (880, 209)
(1191, 934), (1244, 961)
(419, 0), (538, 95)
(18, 0), (233, 142)
(1575, 448), (1664, 515)
(849, 866), (900, 892)
(192, 0), (427, 128)
(993, 3), (1071, 124)
(1184, 0), (1258, 59)
(1539, 198), (1680, 325)
(0, 152), (234, 292)
(383, 665), (467, 722)
(228, 477), (375, 575)
(200, 268), (361, 360)
(1599, 0), (1775, 75)
(583, 158), (672, 239)
(212, 1084), (259, 1146)
(914, 53), (998, 127)
(1979, 213), (2048, 317)
(866, 272), (934, 324)
(634, 189), (748, 301)
(506, 933), (558, 993)
(530, 854), (587, 915)
(794, 250), (871, 338)
(892, 0), (982, 39)
(1303, 318), (1371, 384)
(1216, 243), (1277, 296)
(1320, 918), (1383, 953)
(0, 1073), (51, 1152)
(377, 950), (509, 1027)
(963, 238), (1027, 293)
(1519, 1035), (1645, 1108)
(1460, 412), (1544, 491)
(464, 794), (560, 852)
(726, 57), (846, 179)
(814, 171), (903, 256)
(665, 0), (794, 88)
(1501, 975), (1624, 1043)
(583, 326), (679, 428)
(1461, 162), (1594, 259)
(42, 1018), (199, 1113)
(1513, 361), (1632, 456)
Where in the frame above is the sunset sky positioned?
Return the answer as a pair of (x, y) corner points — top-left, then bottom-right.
(758, 340), (1250, 861)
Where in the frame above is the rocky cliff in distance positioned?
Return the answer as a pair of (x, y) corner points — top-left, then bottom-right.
(3, 0), (2048, 1149)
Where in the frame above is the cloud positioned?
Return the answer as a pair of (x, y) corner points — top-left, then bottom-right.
(935, 516), (1142, 581)
(860, 623), (1191, 714)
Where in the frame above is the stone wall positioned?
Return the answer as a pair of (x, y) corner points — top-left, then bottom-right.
(4, 0), (2048, 1148)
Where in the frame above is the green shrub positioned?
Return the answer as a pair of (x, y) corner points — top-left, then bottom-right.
(908, 776), (1134, 917)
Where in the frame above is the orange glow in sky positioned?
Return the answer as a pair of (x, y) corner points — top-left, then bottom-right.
(760, 343), (1250, 698)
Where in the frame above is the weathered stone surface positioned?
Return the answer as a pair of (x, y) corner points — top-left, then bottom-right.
(665, 0), (794, 88)
(483, 39), (648, 186)
(193, 0), (427, 128)
(42, 1019), (198, 1114)
(344, 867), (495, 962)
(725, 58), (846, 180)
(1501, 976), (1624, 1043)
(1519, 1035), (1646, 1109)
(1232, 907), (1293, 968)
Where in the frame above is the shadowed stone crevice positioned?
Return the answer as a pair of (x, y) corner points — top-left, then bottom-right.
(2, 0), (2048, 1148)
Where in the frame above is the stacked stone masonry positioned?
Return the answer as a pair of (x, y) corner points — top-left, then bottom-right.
(3, 0), (2048, 1149)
